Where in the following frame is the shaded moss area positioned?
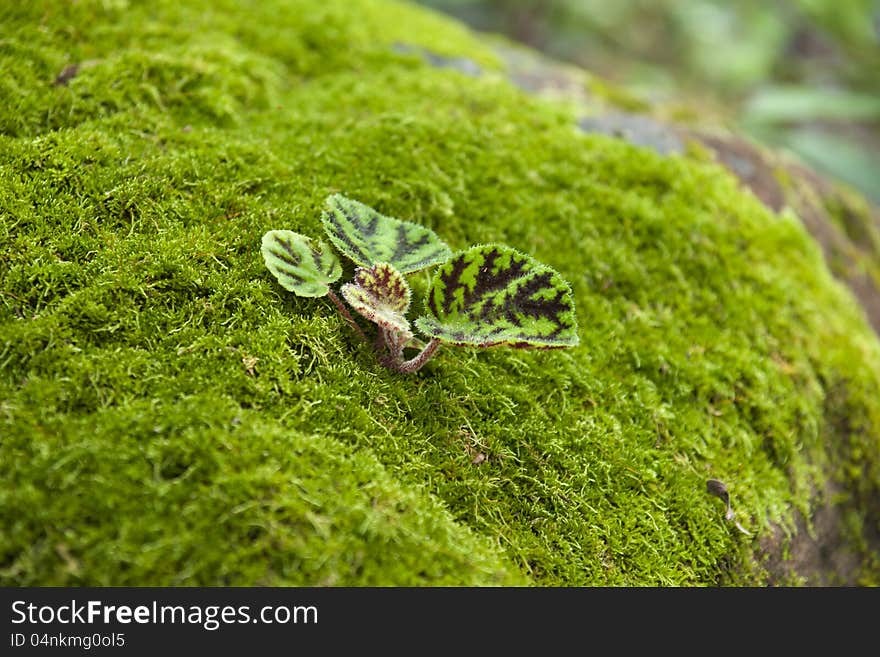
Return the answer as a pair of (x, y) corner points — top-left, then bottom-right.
(2, 397), (522, 585)
(2, 0), (879, 585)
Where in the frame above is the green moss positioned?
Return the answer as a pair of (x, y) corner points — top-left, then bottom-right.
(1, 395), (521, 585)
(2, 0), (880, 586)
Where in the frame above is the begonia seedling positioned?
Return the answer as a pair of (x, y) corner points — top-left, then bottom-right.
(262, 194), (579, 373)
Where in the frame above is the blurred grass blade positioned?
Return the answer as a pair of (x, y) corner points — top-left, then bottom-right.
(744, 85), (880, 124)
(784, 128), (880, 203)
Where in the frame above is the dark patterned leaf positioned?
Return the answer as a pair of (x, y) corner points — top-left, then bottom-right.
(261, 230), (341, 297)
(415, 244), (579, 348)
(322, 194), (451, 273)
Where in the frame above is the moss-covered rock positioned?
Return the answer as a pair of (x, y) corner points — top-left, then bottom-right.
(2, 0), (879, 586)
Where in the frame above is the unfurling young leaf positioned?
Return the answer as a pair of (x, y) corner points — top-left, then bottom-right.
(322, 193), (452, 273)
(341, 262), (412, 336)
(261, 230), (342, 297)
(415, 244), (579, 349)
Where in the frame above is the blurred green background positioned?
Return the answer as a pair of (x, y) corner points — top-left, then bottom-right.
(416, 0), (880, 203)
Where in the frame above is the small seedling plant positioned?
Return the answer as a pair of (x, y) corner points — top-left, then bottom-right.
(261, 194), (579, 373)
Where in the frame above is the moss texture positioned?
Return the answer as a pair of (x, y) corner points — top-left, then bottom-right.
(2, 0), (879, 586)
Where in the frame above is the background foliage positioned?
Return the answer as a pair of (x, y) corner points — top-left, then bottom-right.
(417, 0), (880, 203)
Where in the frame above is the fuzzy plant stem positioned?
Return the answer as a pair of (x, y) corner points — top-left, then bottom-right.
(374, 326), (389, 353)
(326, 289), (368, 342)
(389, 338), (441, 374)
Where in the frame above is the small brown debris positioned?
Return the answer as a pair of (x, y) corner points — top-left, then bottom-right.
(53, 59), (100, 86)
(706, 479), (730, 506)
(54, 63), (80, 86)
(242, 355), (259, 376)
(706, 478), (752, 536)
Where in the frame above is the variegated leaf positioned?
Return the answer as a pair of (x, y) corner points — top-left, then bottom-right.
(261, 230), (342, 297)
(322, 193), (452, 273)
(341, 262), (412, 335)
(415, 244), (579, 348)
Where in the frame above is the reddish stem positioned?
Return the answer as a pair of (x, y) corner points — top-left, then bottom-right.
(326, 289), (440, 373)
(326, 289), (368, 342)
(392, 338), (441, 374)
